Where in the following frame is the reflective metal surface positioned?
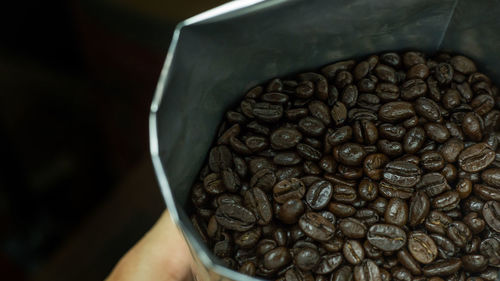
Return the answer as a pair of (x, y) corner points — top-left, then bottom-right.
(150, 0), (500, 280)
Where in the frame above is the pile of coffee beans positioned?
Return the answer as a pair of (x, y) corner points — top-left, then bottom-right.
(189, 51), (500, 281)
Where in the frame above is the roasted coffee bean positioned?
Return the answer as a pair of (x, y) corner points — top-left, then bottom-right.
(425, 210), (452, 235)
(209, 145), (233, 172)
(474, 184), (500, 201)
(341, 85), (359, 108)
(336, 70), (354, 89)
(319, 155), (337, 174)
(253, 102), (283, 123)
(421, 151), (445, 171)
(481, 168), (500, 188)
(367, 224), (407, 251)
(354, 259), (381, 281)
(409, 191), (430, 227)
(327, 126), (352, 146)
(328, 202), (356, 217)
(273, 178), (306, 204)
(401, 79), (427, 100)
(339, 217), (367, 239)
(263, 247), (291, 270)
(431, 233), (458, 259)
(376, 82), (400, 101)
(458, 143), (495, 172)
(378, 180), (414, 199)
(379, 102), (415, 123)
(204, 173), (225, 194)
(397, 248), (422, 275)
(461, 255), (488, 272)
(298, 117), (326, 137)
(463, 112), (484, 141)
(331, 265), (354, 281)
(451, 55), (477, 74)
(309, 100), (332, 126)
(483, 201), (500, 232)
(221, 168), (241, 192)
(305, 180), (333, 210)
(234, 227), (261, 249)
(215, 204), (256, 231)
(244, 187), (272, 225)
(379, 123), (406, 141)
(463, 212), (485, 234)
(336, 143), (367, 166)
(359, 178), (379, 201)
(250, 168), (276, 191)
(273, 152), (302, 166)
(441, 138), (465, 163)
(408, 231), (438, 264)
(277, 199), (305, 224)
(332, 184), (358, 203)
(441, 164), (458, 183)
(385, 198), (408, 226)
(417, 172), (450, 197)
(294, 247), (320, 271)
(425, 122), (450, 143)
(447, 221), (472, 248)
(315, 253), (343, 274)
(383, 161), (421, 188)
(297, 143), (322, 161)
(465, 236), (481, 254)
(432, 191), (461, 211)
(344, 240), (365, 265)
(298, 212), (335, 242)
(353, 120), (379, 145)
(271, 128), (303, 150)
(435, 63), (454, 84)
(423, 258), (462, 277)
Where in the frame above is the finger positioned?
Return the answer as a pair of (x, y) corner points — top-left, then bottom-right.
(106, 210), (192, 281)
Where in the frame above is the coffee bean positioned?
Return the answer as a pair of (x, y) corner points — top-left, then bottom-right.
(353, 259), (381, 281)
(408, 231), (438, 264)
(462, 112), (483, 141)
(376, 82), (400, 101)
(483, 201), (500, 232)
(336, 143), (367, 166)
(397, 248), (422, 275)
(385, 198), (408, 226)
(328, 202), (356, 218)
(297, 143), (322, 161)
(299, 212), (335, 242)
(331, 101), (348, 126)
(253, 102), (284, 122)
(417, 172), (450, 197)
(450, 55), (477, 74)
(315, 253), (343, 274)
(367, 224), (407, 251)
(461, 255), (488, 272)
(415, 97), (441, 121)
(401, 79), (427, 100)
(435, 63), (454, 84)
(409, 191), (430, 227)
(344, 240), (365, 265)
(473, 184), (500, 201)
(431, 233), (458, 259)
(422, 258), (462, 277)
(215, 204), (256, 231)
(273, 178), (306, 204)
(447, 221), (472, 248)
(353, 120), (379, 145)
(378, 102), (415, 123)
(364, 153), (389, 180)
(305, 180), (333, 210)
(383, 161), (421, 188)
(332, 184), (358, 203)
(378, 180), (414, 199)
(250, 168), (276, 191)
(331, 265), (354, 281)
(359, 178), (379, 201)
(424, 122), (450, 143)
(273, 152), (302, 166)
(263, 247), (291, 270)
(379, 123), (406, 141)
(271, 128), (303, 150)
(458, 143), (495, 172)
(481, 168), (500, 188)
(339, 217), (367, 239)
(432, 191), (461, 211)
(244, 187), (272, 225)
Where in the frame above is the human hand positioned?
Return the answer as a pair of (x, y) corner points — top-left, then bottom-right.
(106, 210), (192, 281)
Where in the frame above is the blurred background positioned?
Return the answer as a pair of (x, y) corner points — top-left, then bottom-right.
(0, 0), (226, 280)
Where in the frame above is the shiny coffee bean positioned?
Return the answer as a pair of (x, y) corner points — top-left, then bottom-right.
(367, 224), (407, 251)
(343, 240), (365, 265)
(408, 231), (438, 264)
(339, 217), (367, 239)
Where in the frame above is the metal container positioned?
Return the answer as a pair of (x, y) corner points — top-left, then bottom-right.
(150, 0), (500, 280)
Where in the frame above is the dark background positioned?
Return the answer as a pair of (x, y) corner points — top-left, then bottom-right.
(0, 0), (225, 280)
